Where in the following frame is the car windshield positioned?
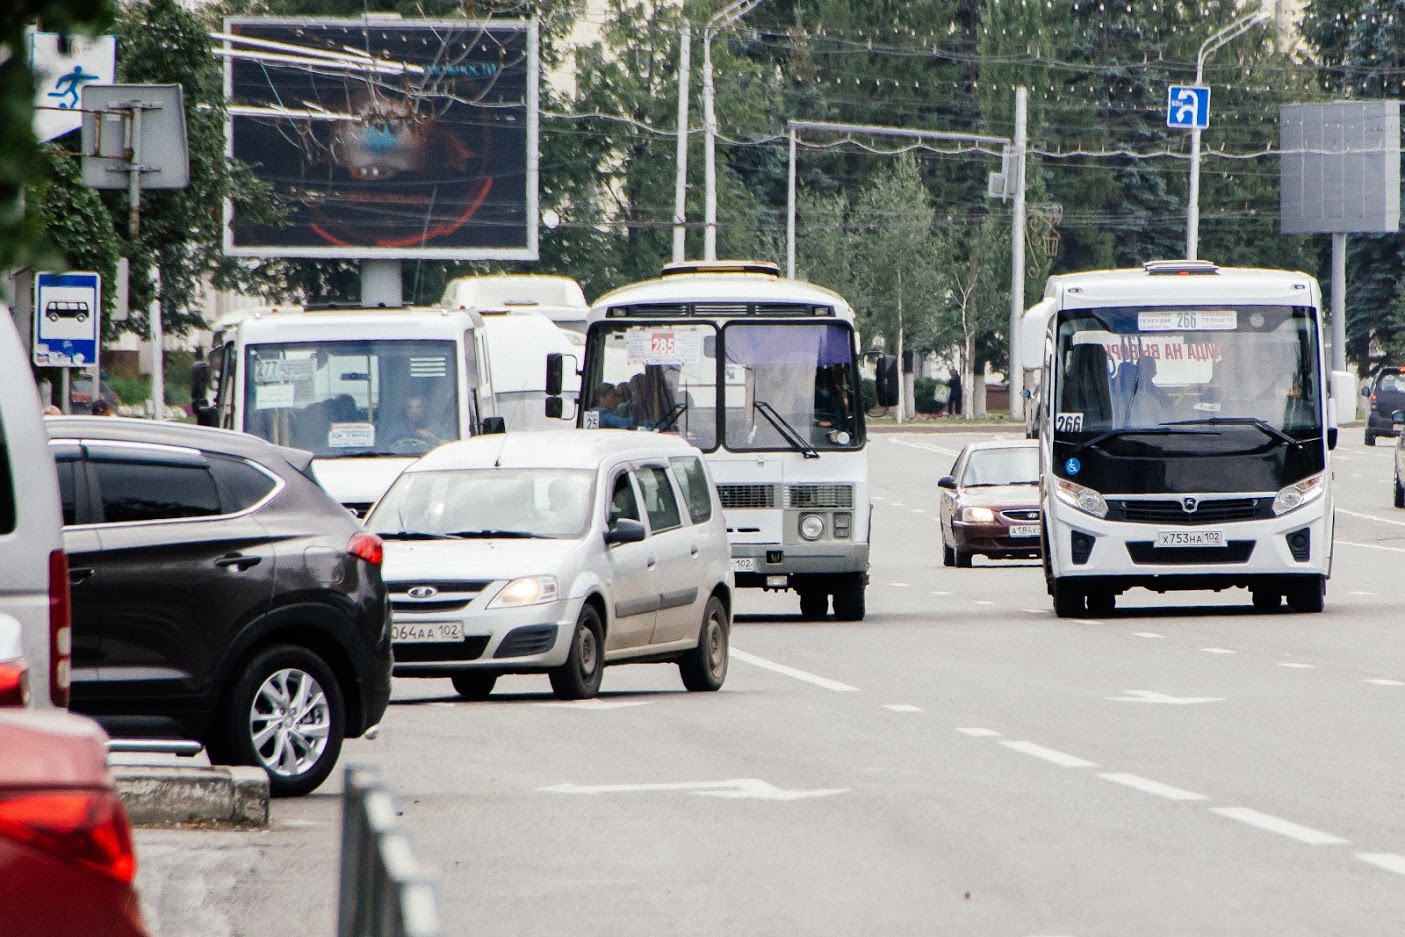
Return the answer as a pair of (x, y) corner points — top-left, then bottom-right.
(243, 340), (458, 458)
(367, 469), (595, 540)
(961, 448), (1039, 487)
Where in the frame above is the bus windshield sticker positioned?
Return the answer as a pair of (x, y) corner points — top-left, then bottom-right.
(328, 423), (375, 448)
(1055, 412), (1084, 433)
(254, 383), (296, 410)
(253, 357), (315, 384)
(1065, 457), (1081, 475)
(582, 409), (601, 429)
(626, 327), (704, 365)
(1138, 310), (1238, 332)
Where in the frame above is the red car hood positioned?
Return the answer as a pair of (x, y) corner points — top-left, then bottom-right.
(957, 484), (1040, 510)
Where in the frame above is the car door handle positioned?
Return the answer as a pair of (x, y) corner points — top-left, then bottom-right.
(215, 554), (261, 572)
(69, 567), (96, 584)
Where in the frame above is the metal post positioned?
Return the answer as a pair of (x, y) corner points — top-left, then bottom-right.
(1187, 126), (1202, 260)
(786, 126), (797, 278)
(1332, 232), (1348, 373)
(671, 22), (692, 263)
(60, 370), (72, 414)
(150, 266), (163, 420)
(126, 105), (143, 241)
(1009, 87), (1028, 421)
(701, 29), (718, 261)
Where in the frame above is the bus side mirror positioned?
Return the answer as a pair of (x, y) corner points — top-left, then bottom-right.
(479, 416), (507, 435)
(546, 353), (563, 396)
(875, 355), (900, 408)
(1327, 427), (1338, 450)
(545, 396), (564, 419)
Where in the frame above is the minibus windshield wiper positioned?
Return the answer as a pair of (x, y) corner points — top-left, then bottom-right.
(1067, 426), (1213, 458)
(754, 401), (820, 458)
(447, 529), (549, 539)
(653, 402), (687, 433)
(377, 530), (462, 540)
(1162, 417), (1302, 448)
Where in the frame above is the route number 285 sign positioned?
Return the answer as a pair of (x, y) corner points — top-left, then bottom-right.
(625, 326), (705, 366)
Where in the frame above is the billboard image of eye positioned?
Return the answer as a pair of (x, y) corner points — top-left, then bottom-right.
(223, 18), (538, 260)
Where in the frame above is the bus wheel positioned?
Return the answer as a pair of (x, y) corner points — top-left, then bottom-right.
(1052, 579), (1085, 618)
(1251, 589), (1281, 612)
(799, 590), (828, 621)
(1085, 590), (1115, 617)
(1285, 577), (1325, 614)
(1394, 473), (1404, 509)
(832, 577), (866, 622)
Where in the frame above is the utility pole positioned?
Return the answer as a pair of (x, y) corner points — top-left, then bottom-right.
(1009, 87), (1028, 422)
(672, 22), (692, 263)
(786, 127), (797, 278)
(702, 0), (763, 261)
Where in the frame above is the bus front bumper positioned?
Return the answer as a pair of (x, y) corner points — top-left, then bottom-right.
(731, 541), (869, 587)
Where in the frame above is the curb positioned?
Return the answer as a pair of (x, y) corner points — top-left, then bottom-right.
(113, 765), (269, 827)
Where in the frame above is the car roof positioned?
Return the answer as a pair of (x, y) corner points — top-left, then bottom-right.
(592, 269), (853, 317)
(1045, 264), (1319, 308)
(408, 430), (700, 473)
(961, 437), (1038, 453)
(45, 416), (314, 470)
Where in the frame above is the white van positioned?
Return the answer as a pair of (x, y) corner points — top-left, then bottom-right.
(440, 274), (589, 336)
(0, 309), (70, 709)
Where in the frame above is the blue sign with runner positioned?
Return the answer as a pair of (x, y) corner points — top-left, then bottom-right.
(1167, 85), (1210, 130)
(34, 271), (101, 368)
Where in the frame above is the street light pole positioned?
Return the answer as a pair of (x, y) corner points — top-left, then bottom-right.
(1186, 8), (1271, 260)
(672, 22), (692, 263)
(702, 0), (762, 261)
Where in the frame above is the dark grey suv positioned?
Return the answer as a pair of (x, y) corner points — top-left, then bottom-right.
(46, 417), (392, 796)
(1364, 368), (1405, 446)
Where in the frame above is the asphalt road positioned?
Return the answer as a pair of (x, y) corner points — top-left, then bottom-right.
(135, 431), (1405, 937)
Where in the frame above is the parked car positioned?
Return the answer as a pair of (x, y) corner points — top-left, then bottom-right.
(938, 439), (1042, 567)
(366, 430), (733, 700)
(0, 307), (68, 712)
(0, 708), (151, 937)
(1364, 367), (1405, 445)
(45, 417), (393, 796)
(70, 372), (116, 409)
(1393, 410), (1405, 508)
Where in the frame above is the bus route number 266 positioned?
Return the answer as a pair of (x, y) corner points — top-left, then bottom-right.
(1055, 412), (1084, 433)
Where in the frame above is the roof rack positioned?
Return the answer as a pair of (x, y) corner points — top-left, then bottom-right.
(660, 260), (781, 278)
(1143, 259), (1219, 276)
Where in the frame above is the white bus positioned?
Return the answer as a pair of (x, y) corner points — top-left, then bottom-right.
(547, 261), (897, 620)
(1023, 260), (1336, 617)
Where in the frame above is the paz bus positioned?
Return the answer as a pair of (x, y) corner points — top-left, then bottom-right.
(547, 261), (897, 621)
(1023, 259), (1336, 617)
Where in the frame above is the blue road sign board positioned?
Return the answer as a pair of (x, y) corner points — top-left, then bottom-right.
(1167, 85), (1210, 130)
(34, 272), (101, 368)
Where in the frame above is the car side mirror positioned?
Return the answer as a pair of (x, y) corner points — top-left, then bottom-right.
(604, 517), (646, 545)
(545, 396), (564, 419)
(1327, 427), (1338, 450)
(546, 353), (563, 396)
(938, 475), (957, 490)
(478, 416), (507, 435)
(875, 355), (900, 408)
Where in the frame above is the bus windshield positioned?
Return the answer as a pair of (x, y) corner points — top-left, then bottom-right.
(1054, 305), (1322, 440)
(244, 340), (458, 458)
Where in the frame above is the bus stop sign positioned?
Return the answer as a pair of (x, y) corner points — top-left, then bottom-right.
(34, 272), (101, 367)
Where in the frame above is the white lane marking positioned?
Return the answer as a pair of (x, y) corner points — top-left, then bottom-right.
(1133, 632), (1165, 638)
(1338, 507), (1405, 529)
(872, 495), (885, 501)
(1365, 678), (1405, 686)
(884, 704), (923, 713)
(537, 699), (650, 710)
(1023, 608), (1047, 614)
(1277, 662), (1316, 669)
(1352, 473), (1365, 478)
(1210, 807), (1348, 845)
(972, 600), (995, 605)
(1106, 689), (1224, 705)
(730, 649), (860, 693)
(888, 582), (911, 588)
(956, 727), (1001, 737)
(432, 702), (457, 707)
(999, 740), (1097, 768)
(1348, 590), (1378, 596)
(930, 590), (952, 596)
(541, 779), (848, 800)
(1338, 540), (1405, 554)
(1357, 853), (1405, 876)
(1201, 647), (1238, 654)
(890, 502), (906, 507)
(1098, 772), (1207, 801)
(889, 437), (962, 457)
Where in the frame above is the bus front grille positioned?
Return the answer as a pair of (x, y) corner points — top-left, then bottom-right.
(1113, 497), (1267, 525)
(717, 484), (778, 510)
(785, 484), (854, 509)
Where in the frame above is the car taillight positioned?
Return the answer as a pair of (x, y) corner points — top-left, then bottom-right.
(0, 660), (30, 707)
(348, 532), (384, 567)
(48, 551), (71, 708)
(0, 790), (136, 884)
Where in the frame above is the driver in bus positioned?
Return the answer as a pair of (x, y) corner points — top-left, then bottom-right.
(591, 382), (635, 429)
(387, 393), (444, 447)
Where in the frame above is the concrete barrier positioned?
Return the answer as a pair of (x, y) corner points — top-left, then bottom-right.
(113, 764), (269, 827)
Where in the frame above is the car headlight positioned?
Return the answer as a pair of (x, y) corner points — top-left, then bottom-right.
(1273, 473), (1325, 516)
(960, 506), (997, 524)
(799, 513), (826, 541)
(1054, 478), (1108, 518)
(488, 576), (560, 608)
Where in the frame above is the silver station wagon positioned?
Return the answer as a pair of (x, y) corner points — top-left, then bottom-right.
(367, 430), (734, 699)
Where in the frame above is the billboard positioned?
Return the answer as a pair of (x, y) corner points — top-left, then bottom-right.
(223, 18), (538, 260)
(1280, 102), (1400, 235)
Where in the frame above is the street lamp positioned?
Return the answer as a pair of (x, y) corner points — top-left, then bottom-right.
(1185, 7), (1271, 260)
(702, 0), (763, 261)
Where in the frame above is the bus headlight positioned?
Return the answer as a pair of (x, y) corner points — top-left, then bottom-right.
(1273, 473), (1325, 516)
(960, 506), (996, 524)
(799, 514), (826, 541)
(1054, 478), (1108, 518)
(489, 576), (559, 608)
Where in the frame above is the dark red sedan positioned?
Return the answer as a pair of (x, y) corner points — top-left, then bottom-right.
(939, 439), (1041, 567)
(0, 709), (151, 937)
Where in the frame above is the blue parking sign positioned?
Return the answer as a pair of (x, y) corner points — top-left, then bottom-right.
(1167, 85), (1210, 130)
(34, 271), (101, 368)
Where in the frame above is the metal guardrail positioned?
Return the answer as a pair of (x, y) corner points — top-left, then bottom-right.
(338, 765), (443, 937)
(106, 739), (205, 757)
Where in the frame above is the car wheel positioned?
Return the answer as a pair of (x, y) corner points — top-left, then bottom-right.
(214, 645), (344, 798)
(549, 605), (605, 700)
(450, 672), (497, 700)
(832, 576), (866, 622)
(942, 542), (956, 567)
(1052, 579), (1085, 618)
(954, 548), (973, 568)
(679, 596), (729, 692)
(1251, 588), (1281, 612)
(1395, 474), (1404, 509)
(1366, 431), (1376, 446)
(1085, 590), (1115, 617)
(798, 590), (828, 620)
(1285, 577), (1326, 614)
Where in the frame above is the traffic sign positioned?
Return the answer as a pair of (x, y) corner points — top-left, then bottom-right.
(33, 272), (101, 368)
(1167, 85), (1210, 130)
(28, 30), (117, 143)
